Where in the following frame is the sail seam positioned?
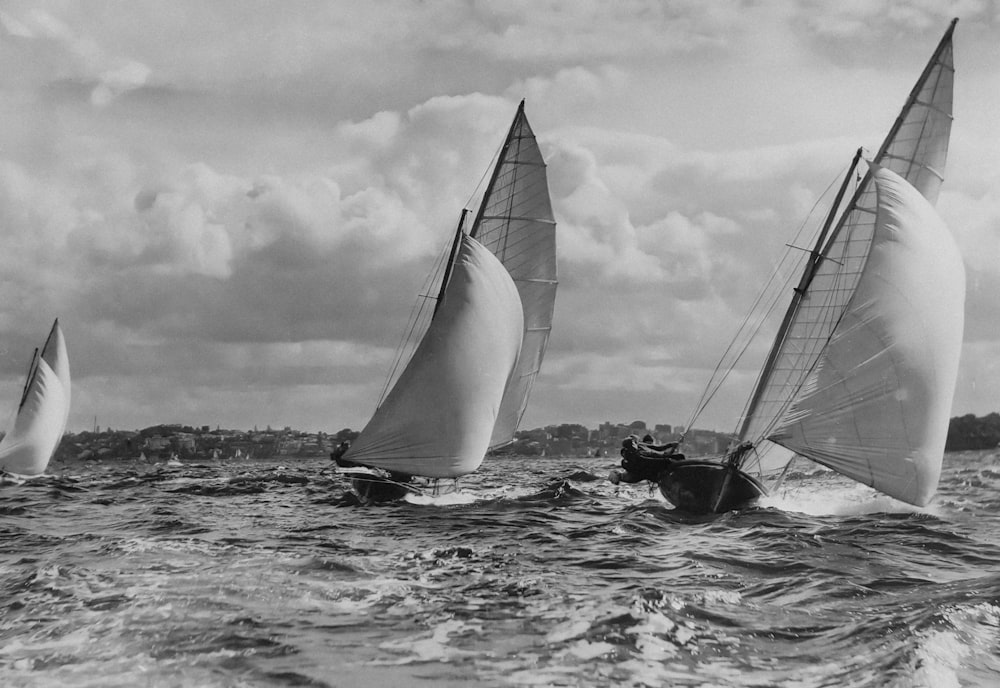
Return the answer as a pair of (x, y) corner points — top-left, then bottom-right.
(480, 216), (556, 224)
(879, 155), (946, 182)
(912, 99), (954, 119)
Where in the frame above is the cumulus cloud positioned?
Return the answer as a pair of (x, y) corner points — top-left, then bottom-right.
(91, 60), (151, 107)
(0, 1), (994, 434)
(0, 10), (33, 38)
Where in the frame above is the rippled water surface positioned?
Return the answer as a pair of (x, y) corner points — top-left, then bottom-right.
(3, 450), (1000, 687)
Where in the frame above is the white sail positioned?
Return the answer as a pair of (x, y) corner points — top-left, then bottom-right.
(768, 165), (964, 506)
(0, 320), (71, 476)
(471, 101), (557, 449)
(344, 234), (523, 478)
(739, 20), (957, 458)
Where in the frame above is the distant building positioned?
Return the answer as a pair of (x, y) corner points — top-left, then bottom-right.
(145, 436), (170, 451)
(176, 433), (196, 452)
(598, 422), (617, 441)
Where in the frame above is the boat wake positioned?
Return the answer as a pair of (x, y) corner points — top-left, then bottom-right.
(761, 477), (939, 517)
(403, 491), (479, 507)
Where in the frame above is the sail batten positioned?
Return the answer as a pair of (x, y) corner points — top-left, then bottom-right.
(480, 216), (556, 224)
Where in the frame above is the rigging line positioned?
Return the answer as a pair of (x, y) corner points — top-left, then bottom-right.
(687, 258), (796, 435)
(904, 72), (945, 182)
(685, 163), (849, 434)
(735, 153), (867, 441)
(18, 348), (40, 410)
(737, 149), (866, 441)
(768, 453), (796, 491)
(470, 103), (529, 246)
(752, 172), (868, 442)
(375, 242), (451, 409)
(464, 137), (505, 212)
(342, 472), (430, 496)
(686, 246), (802, 432)
(697, 262), (798, 441)
(489, 117), (527, 263)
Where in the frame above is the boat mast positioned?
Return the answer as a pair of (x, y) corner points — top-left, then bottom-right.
(433, 209), (469, 317)
(738, 148), (862, 440)
(434, 99), (528, 316)
(40, 318), (60, 358)
(469, 99), (525, 250)
(18, 348), (40, 410)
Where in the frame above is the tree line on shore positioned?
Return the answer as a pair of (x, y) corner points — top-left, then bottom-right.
(45, 411), (999, 463)
(945, 412), (1000, 451)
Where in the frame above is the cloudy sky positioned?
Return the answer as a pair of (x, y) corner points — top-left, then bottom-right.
(0, 0), (996, 435)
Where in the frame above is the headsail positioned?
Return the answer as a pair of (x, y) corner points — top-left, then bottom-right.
(738, 20), (957, 455)
(0, 320), (71, 476)
(768, 165), (964, 506)
(470, 101), (557, 449)
(344, 234), (523, 479)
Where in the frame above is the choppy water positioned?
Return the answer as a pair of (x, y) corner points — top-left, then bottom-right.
(2, 450), (1000, 687)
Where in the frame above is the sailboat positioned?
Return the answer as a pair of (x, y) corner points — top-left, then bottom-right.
(337, 101), (557, 501)
(625, 19), (962, 513)
(0, 319), (71, 476)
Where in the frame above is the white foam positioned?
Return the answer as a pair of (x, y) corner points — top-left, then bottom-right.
(402, 483), (555, 505)
(911, 628), (965, 688)
(760, 478), (940, 517)
(404, 491), (478, 506)
(565, 639), (616, 660)
(374, 619), (477, 664)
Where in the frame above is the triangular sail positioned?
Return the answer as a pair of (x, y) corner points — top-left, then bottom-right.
(0, 320), (71, 476)
(344, 234), (523, 479)
(470, 101), (557, 449)
(738, 20), (956, 456)
(768, 165), (964, 506)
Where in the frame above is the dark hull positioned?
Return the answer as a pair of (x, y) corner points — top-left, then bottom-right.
(347, 471), (414, 504)
(658, 460), (767, 513)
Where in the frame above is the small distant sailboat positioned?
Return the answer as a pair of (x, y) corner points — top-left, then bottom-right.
(0, 319), (71, 477)
(337, 101), (557, 502)
(622, 19), (963, 513)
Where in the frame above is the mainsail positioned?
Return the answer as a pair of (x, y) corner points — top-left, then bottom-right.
(469, 101), (557, 449)
(344, 233), (523, 479)
(768, 165), (964, 506)
(0, 319), (71, 476)
(738, 19), (957, 459)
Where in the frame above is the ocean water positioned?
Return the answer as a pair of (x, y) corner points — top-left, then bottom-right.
(2, 450), (1000, 688)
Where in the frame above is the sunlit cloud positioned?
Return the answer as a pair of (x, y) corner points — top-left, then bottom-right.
(0, 1), (994, 434)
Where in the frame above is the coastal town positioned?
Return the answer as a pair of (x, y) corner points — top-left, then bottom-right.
(48, 412), (1000, 466)
(48, 420), (731, 465)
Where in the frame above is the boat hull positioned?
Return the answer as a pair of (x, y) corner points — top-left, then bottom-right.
(658, 460), (767, 513)
(347, 471), (415, 504)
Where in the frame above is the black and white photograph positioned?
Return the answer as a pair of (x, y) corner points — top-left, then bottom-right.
(1, 2), (999, 686)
